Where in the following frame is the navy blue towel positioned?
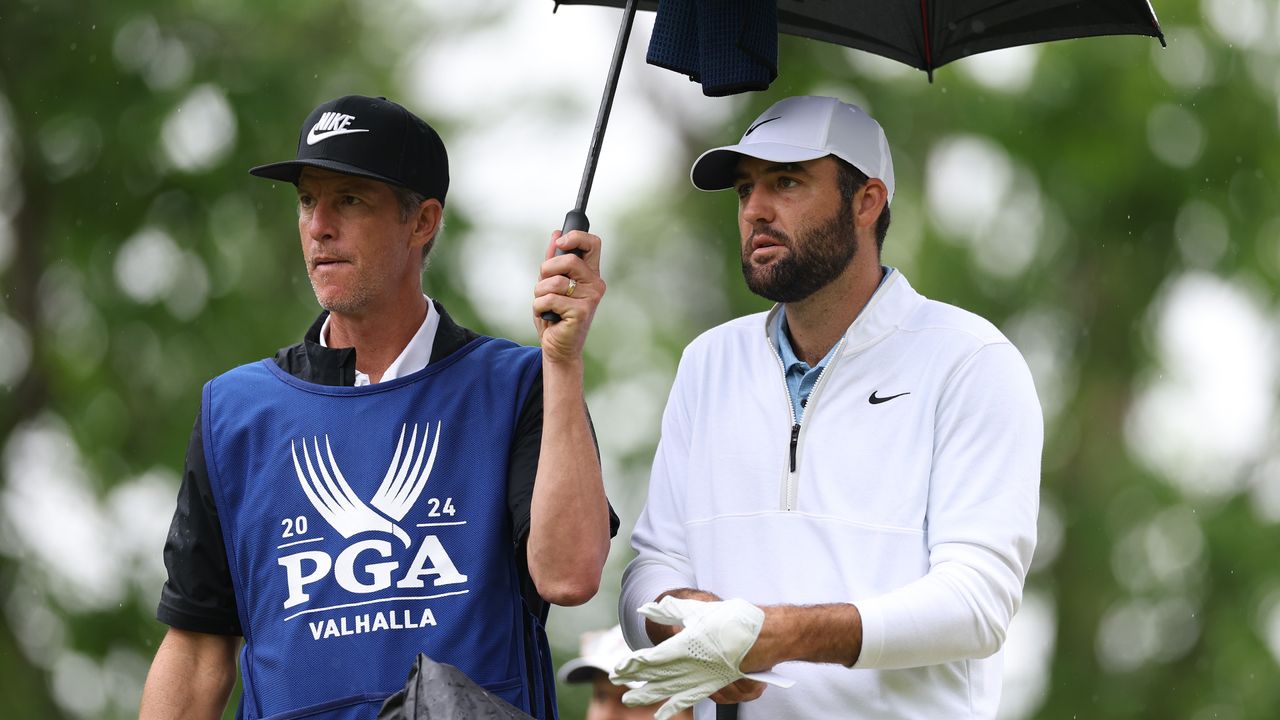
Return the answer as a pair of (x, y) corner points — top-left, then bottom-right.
(646, 0), (778, 97)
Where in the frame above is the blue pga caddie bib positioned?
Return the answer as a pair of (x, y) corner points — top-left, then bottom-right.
(202, 337), (550, 719)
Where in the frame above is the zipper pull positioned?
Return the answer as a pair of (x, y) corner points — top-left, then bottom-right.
(789, 423), (800, 472)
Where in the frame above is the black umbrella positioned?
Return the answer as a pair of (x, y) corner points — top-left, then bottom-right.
(545, 0), (1165, 241)
(558, 1), (1165, 85)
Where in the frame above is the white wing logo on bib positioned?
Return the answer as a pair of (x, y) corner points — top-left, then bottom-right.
(290, 422), (441, 548)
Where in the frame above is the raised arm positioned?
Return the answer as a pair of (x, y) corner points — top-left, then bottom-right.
(527, 229), (610, 605)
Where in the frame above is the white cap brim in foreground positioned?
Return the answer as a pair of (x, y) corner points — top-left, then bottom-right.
(557, 625), (645, 689)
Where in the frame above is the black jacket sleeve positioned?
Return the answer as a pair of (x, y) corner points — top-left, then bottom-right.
(156, 407), (242, 635)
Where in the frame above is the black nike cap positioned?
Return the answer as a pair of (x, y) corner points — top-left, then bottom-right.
(250, 95), (449, 204)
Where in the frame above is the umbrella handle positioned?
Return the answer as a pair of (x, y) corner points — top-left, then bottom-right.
(541, 0), (637, 323)
(539, 209), (590, 322)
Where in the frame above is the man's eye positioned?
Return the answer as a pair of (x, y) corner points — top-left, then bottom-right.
(778, 177), (799, 189)
(297, 195), (315, 208)
(735, 184), (752, 199)
(342, 195), (361, 206)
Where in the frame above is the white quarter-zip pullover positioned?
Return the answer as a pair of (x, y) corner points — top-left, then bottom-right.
(620, 270), (1042, 719)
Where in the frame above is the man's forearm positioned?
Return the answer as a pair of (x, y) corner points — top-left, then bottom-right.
(744, 603), (862, 671)
(140, 628), (238, 720)
(526, 357), (609, 606)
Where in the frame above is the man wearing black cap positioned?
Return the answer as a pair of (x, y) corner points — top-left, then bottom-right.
(140, 95), (614, 720)
(615, 96), (1042, 719)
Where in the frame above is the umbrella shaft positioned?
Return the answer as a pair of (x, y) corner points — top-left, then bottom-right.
(573, 0), (639, 215)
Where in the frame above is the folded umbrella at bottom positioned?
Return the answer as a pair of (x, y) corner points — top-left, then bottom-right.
(377, 653), (535, 720)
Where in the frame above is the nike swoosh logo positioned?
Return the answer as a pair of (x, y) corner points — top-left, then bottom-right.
(306, 127), (370, 145)
(745, 116), (781, 136)
(868, 391), (910, 405)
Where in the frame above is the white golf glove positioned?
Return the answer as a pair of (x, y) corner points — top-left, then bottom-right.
(610, 596), (794, 720)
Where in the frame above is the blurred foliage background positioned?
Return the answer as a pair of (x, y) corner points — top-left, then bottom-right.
(1, 0), (1278, 718)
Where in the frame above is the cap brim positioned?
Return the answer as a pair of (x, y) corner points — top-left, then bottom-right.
(690, 142), (831, 191)
(248, 159), (403, 189)
(557, 658), (645, 688)
(557, 658), (607, 685)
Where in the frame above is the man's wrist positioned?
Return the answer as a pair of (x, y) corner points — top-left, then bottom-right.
(743, 606), (791, 671)
(844, 603), (863, 667)
(540, 352), (584, 370)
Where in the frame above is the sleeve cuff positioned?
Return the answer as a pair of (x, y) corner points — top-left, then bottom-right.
(156, 599), (243, 636)
(852, 598), (885, 669)
(618, 558), (693, 651)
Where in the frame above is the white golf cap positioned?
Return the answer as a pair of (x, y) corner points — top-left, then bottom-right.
(690, 95), (895, 205)
(558, 625), (643, 689)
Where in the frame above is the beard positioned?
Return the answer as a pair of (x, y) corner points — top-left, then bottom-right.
(741, 199), (857, 303)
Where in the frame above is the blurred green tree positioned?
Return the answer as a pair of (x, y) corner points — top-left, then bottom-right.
(0, 1), (479, 717)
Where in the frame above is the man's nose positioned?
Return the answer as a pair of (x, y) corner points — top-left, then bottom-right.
(305, 202), (337, 242)
(740, 186), (775, 225)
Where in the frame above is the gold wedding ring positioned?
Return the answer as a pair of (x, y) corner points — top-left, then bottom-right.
(566, 278), (578, 298)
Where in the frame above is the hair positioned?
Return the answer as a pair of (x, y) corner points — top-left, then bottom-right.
(389, 185), (440, 270)
(833, 157), (891, 253)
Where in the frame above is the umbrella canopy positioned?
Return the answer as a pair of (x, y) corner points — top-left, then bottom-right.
(556, 0), (1165, 84)
(541, 0), (1163, 309)
(544, 0), (1165, 232)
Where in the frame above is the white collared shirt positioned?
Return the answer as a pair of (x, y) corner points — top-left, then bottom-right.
(319, 295), (439, 386)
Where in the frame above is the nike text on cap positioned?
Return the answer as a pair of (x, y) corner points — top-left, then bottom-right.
(250, 95), (449, 204)
(690, 95), (895, 205)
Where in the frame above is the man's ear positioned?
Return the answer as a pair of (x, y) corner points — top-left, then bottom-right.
(411, 199), (444, 248)
(855, 179), (888, 232)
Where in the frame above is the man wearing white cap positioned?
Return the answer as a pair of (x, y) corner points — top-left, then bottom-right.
(560, 625), (693, 720)
(615, 96), (1043, 718)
